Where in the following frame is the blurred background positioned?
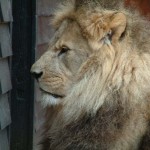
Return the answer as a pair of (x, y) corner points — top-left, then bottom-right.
(0, 0), (149, 150)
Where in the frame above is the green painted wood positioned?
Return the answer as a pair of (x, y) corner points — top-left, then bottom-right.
(0, 94), (11, 130)
(0, 24), (12, 58)
(0, 59), (12, 94)
(0, 129), (9, 150)
(0, 0), (12, 22)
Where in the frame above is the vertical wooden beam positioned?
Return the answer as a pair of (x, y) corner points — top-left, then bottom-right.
(0, 4), (4, 22)
(10, 0), (35, 149)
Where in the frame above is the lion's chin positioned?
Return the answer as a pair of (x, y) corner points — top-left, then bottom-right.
(39, 87), (65, 107)
(41, 92), (62, 107)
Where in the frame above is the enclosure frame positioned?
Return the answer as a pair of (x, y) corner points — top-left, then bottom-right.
(10, 0), (36, 149)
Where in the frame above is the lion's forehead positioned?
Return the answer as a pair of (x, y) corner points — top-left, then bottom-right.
(49, 20), (87, 53)
(48, 20), (69, 47)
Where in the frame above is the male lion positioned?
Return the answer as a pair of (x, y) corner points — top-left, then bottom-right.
(31, 0), (150, 149)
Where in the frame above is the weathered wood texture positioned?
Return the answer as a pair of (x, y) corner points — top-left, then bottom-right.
(0, 129), (9, 150)
(0, 94), (11, 130)
(0, 0), (12, 149)
(0, 59), (12, 94)
(0, 0), (12, 22)
(0, 24), (12, 58)
(36, 0), (61, 58)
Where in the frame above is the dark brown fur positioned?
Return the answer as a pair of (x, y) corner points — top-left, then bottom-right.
(139, 123), (150, 150)
(41, 92), (148, 150)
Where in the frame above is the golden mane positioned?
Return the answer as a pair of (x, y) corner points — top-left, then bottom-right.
(50, 0), (150, 125)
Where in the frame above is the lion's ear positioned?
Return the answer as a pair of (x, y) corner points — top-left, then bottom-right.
(109, 12), (127, 43)
(79, 12), (127, 44)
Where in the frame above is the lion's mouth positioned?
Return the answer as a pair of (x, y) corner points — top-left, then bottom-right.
(40, 88), (64, 99)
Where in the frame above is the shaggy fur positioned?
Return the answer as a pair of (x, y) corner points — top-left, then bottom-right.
(31, 0), (150, 149)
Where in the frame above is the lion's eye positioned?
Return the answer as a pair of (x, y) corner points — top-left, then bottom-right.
(58, 47), (70, 56)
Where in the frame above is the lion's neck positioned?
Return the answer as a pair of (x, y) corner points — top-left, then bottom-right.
(48, 90), (148, 150)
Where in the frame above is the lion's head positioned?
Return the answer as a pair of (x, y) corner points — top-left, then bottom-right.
(31, 0), (150, 121)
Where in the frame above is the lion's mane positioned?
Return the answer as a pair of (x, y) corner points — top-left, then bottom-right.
(41, 0), (150, 149)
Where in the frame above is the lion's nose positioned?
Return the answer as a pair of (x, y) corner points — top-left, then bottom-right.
(31, 65), (43, 80)
(31, 71), (43, 80)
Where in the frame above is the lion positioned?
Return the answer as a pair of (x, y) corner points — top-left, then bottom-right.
(31, 0), (150, 149)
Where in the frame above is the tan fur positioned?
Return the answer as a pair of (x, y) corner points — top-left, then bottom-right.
(31, 0), (150, 149)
